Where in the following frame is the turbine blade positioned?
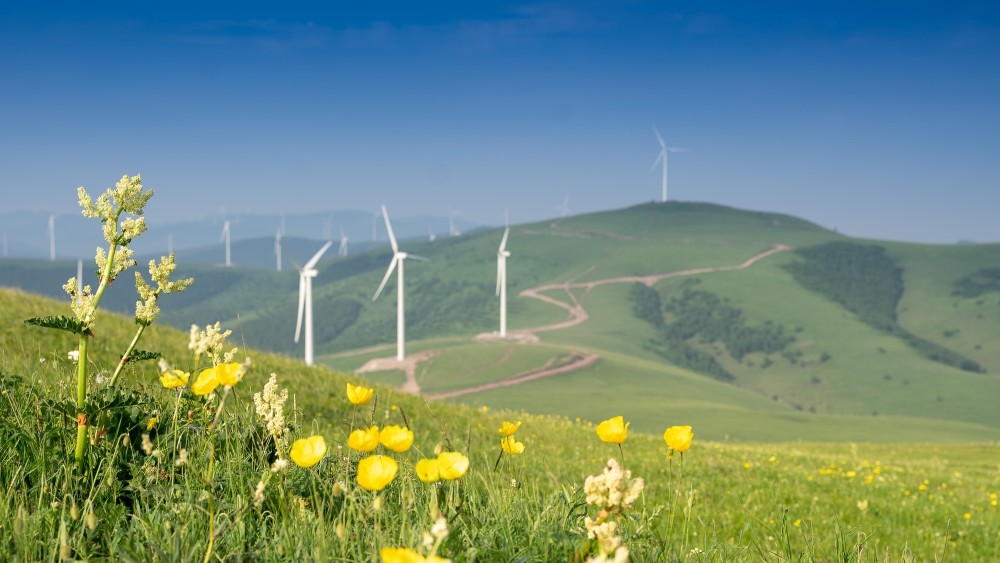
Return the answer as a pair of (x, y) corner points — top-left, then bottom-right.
(407, 253), (429, 262)
(372, 257), (398, 301)
(294, 275), (306, 343)
(381, 204), (399, 253)
(652, 125), (666, 149)
(304, 240), (334, 270)
(650, 151), (664, 172)
(499, 226), (510, 252)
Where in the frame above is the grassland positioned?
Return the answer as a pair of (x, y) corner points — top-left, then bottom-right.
(2, 287), (998, 561)
(2, 201), (998, 443)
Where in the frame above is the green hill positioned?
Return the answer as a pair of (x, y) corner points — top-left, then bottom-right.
(2, 201), (998, 441)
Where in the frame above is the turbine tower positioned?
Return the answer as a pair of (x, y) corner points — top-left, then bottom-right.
(48, 214), (56, 261)
(373, 205), (425, 362)
(496, 226), (511, 337)
(651, 126), (686, 203)
(274, 228), (283, 272)
(338, 226), (349, 257)
(220, 220), (232, 267)
(294, 240), (334, 366)
(449, 208), (462, 237)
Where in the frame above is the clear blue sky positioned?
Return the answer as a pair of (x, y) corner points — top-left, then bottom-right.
(2, 1), (998, 243)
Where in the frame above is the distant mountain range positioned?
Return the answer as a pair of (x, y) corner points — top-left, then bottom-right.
(0, 209), (484, 263)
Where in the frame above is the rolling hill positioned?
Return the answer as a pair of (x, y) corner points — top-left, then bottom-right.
(2, 201), (998, 441)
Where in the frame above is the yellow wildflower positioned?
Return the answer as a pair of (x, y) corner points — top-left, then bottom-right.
(159, 369), (189, 389)
(437, 451), (469, 480)
(415, 459), (441, 483)
(191, 368), (220, 396)
(500, 435), (525, 455)
(348, 425), (380, 453)
(498, 421), (521, 436)
(290, 435), (327, 468)
(595, 416), (629, 444)
(212, 362), (244, 386)
(379, 425), (414, 453)
(663, 425), (694, 453)
(347, 382), (374, 406)
(357, 455), (398, 491)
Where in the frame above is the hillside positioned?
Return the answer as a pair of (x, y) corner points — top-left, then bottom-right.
(2, 201), (998, 441)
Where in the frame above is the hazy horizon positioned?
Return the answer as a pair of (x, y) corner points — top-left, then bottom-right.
(2, 1), (999, 244)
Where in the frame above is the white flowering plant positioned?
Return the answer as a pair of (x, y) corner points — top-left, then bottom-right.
(23, 174), (193, 466)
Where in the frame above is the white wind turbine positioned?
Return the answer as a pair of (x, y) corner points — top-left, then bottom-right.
(496, 226), (511, 337)
(449, 208), (462, 237)
(338, 225), (349, 257)
(274, 228), (283, 272)
(651, 126), (686, 203)
(220, 220), (232, 267)
(372, 204), (425, 362)
(294, 240), (334, 366)
(48, 214), (56, 261)
(555, 197), (571, 218)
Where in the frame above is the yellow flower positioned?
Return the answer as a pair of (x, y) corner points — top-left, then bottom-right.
(500, 435), (525, 455)
(213, 362), (244, 386)
(596, 415), (629, 444)
(437, 451), (469, 480)
(380, 547), (432, 563)
(415, 458), (440, 483)
(357, 455), (398, 491)
(663, 425), (694, 453)
(290, 435), (327, 468)
(498, 421), (521, 436)
(347, 382), (374, 406)
(146, 417), (157, 431)
(191, 368), (220, 396)
(159, 369), (189, 389)
(348, 425), (380, 452)
(379, 425), (414, 453)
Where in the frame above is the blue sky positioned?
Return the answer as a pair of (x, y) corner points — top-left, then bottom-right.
(2, 1), (999, 243)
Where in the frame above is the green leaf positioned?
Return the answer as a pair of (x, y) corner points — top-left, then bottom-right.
(23, 316), (93, 337)
(121, 350), (162, 365)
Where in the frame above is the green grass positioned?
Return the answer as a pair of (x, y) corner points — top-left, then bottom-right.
(2, 287), (1000, 561)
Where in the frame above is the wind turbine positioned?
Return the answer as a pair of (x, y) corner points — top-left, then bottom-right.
(48, 214), (56, 261)
(555, 198), (571, 218)
(167, 233), (174, 255)
(449, 208), (462, 237)
(496, 226), (511, 337)
(274, 228), (283, 272)
(373, 205), (424, 362)
(651, 126), (686, 203)
(294, 240), (334, 366)
(76, 259), (83, 304)
(220, 220), (232, 267)
(338, 225), (349, 257)
(2, 234), (7, 258)
(428, 226), (437, 242)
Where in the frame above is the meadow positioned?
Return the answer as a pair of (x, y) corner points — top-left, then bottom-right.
(2, 183), (999, 561)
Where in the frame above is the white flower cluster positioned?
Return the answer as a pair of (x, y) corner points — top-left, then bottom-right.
(95, 245), (137, 285)
(582, 458), (645, 563)
(188, 322), (237, 365)
(63, 277), (96, 324)
(133, 254), (193, 326)
(253, 373), (290, 452)
(420, 516), (450, 558)
(77, 174), (153, 244)
(584, 458), (645, 513)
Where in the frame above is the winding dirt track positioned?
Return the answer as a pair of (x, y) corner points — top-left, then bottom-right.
(385, 243), (790, 398)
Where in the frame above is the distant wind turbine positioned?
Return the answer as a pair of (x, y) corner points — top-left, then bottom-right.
(167, 233), (174, 255)
(496, 226), (511, 337)
(2, 234), (7, 258)
(220, 220), (232, 267)
(555, 198), (571, 218)
(274, 228), (283, 272)
(651, 126), (686, 203)
(428, 225), (437, 242)
(48, 214), (56, 262)
(449, 208), (462, 237)
(338, 225), (349, 257)
(294, 240), (334, 366)
(372, 204), (425, 362)
(76, 259), (83, 304)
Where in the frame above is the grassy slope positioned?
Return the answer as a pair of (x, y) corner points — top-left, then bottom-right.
(2, 202), (998, 442)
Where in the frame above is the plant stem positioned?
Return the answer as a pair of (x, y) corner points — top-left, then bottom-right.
(108, 323), (146, 387)
(74, 335), (89, 466)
